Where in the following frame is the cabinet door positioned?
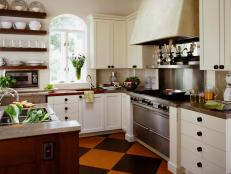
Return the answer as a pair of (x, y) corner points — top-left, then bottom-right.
(80, 94), (104, 133)
(225, 0), (231, 70)
(94, 20), (113, 69)
(105, 93), (122, 130)
(127, 19), (143, 69)
(113, 21), (127, 68)
(200, 0), (220, 70)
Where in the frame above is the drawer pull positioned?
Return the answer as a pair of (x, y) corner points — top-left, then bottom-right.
(197, 162), (202, 168)
(65, 98), (68, 102)
(197, 147), (202, 152)
(197, 131), (202, 136)
(197, 117), (202, 122)
(65, 116), (69, 120)
(65, 107), (68, 111)
(79, 96), (82, 99)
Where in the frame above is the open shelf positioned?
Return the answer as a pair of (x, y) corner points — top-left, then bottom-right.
(0, 65), (48, 70)
(0, 29), (47, 35)
(0, 47), (47, 52)
(0, 9), (47, 19)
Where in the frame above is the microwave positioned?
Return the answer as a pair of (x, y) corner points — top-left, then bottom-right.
(5, 70), (39, 88)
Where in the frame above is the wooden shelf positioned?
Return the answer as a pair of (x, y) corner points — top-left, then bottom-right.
(0, 9), (46, 19)
(0, 65), (48, 70)
(0, 29), (47, 35)
(0, 47), (47, 52)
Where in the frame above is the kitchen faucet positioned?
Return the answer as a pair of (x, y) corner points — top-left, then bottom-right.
(86, 75), (94, 90)
(0, 88), (19, 104)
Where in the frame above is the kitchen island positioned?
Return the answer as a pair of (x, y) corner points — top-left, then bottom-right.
(0, 103), (81, 174)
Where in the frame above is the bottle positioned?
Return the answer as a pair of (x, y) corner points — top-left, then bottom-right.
(111, 72), (117, 84)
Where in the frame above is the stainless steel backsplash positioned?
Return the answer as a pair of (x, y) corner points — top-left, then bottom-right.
(159, 69), (205, 91)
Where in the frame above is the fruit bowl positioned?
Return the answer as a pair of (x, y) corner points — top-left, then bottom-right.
(123, 77), (140, 91)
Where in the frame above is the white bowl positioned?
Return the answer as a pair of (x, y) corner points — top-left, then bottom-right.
(1, 21), (12, 29)
(0, 4), (5, 9)
(29, 21), (41, 30)
(14, 5), (23, 11)
(13, 22), (27, 30)
(31, 7), (40, 12)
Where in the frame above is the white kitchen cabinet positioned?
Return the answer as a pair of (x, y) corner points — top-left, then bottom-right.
(104, 93), (122, 130)
(127, 14), (154, 69)
(88, 14), (127, 69)
(47, 95), (79, 122)
(79, 94), (105, 133)
(180, 109), (231, 174)
(200, 0), (231, 71)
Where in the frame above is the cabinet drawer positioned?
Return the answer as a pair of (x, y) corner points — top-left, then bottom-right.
(181, 134), (226, 168)
(53, 103), (77, 114)
(181, 120), (226, 150)
(181, 109), (226, 133)
(51, 95), (78, 104)
(181, 148), (225, 174)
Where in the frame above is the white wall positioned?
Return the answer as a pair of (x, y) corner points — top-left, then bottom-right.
(0, 0), (141, 89)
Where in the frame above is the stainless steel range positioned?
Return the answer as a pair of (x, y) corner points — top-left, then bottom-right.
(131, 91), (171, 158)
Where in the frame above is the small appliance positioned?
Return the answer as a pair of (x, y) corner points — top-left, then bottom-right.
(224, 73), (231, 102)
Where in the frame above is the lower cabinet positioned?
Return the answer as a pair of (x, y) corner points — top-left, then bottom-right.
(48, 93), (124, 134)
(104, 93), (122, 130)
(180, 109), (230, 174)
(0, 132), (79, 174)
(79, 94), (105, 133)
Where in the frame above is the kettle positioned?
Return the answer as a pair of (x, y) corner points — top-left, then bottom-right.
(224, 74), (231, 102)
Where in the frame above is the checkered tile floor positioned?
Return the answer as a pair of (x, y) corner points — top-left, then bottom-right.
(79, 133), (172, 174)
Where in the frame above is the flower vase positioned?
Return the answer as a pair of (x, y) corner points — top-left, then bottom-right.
(76, 68), (82, 80)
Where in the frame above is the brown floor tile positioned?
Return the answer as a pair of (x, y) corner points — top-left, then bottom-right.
(79, 136), (106, 148)
(80, 149), (124, 170)
(127, 143), (160, 158)
(107, 170), (130, 174)
(108, 133), (125, 140)
(156, 160), (172, 174)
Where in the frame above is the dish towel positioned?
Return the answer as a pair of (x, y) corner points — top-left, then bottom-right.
(84, 91), (94, 103)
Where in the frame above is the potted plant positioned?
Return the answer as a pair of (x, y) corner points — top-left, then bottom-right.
(71, 54), (86, 80)
(0, 76), (16, 89)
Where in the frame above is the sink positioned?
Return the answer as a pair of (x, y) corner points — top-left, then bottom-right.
(0, 108), (52, 126)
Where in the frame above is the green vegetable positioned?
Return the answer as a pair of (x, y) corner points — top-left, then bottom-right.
(4, 104), (23, 124)
(205, 101), (225, 111)
(23, 108), (50, 123)
(0, 76), (16, 89)
(44, 84), (54, 90)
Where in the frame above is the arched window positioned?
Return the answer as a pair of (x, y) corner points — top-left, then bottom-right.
(49, 14), (87, 83)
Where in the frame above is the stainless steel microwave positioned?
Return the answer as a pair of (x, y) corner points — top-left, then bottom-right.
(5, 70), (39, 88)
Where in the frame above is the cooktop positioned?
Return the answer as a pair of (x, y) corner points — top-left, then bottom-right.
(133, 89), (190, 101)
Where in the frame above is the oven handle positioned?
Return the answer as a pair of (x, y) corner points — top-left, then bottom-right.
(134, 122), (149, 131)
(132, 102), (169, 117)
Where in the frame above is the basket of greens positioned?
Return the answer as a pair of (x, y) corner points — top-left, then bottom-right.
(123, 76), (141, 91)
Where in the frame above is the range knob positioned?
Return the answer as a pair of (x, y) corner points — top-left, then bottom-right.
(162, 106), (169, 111)
(158, 104), (163, 109)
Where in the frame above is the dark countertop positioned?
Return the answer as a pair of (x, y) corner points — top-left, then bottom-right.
(181, 103), (231, 119)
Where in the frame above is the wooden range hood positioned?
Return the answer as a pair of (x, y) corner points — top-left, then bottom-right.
(130, 0), (199, 45)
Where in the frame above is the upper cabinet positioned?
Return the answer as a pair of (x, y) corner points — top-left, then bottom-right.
(88, 14), (127, 69)
(127, 14), (154, 69)
(200, 0), (231, 71)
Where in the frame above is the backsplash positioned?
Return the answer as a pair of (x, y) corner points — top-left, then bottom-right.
(96, 68), (158, 89)
(215, 71), (229, 100)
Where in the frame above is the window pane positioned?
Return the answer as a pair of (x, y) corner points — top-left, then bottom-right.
(50, 31), (67, 83)
(67, 32), (86, 82)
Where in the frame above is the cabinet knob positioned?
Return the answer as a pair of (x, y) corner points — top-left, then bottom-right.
(197, 131), (202, 136)
(65, 116), (69, 120)
(197, 117), (202, 122)
(219, 65), (224, 69)
(197, 147), (202, 152)
(79, 96), (82, 99)
(111, 65), (114, 68)
(65, 98), (68, 102)
(65, 107), (68, 111)
(132, 65), (137, 68)
(197, 162), (202, 168)
(108, 65), (111, 68)
(214, 65), (219, 69)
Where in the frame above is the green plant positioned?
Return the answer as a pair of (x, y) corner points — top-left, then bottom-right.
(71, 54), (86, 80)
(0, 76), (16, 89)
(4, 104), (23, 124)
(124, 76), (141, 91)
